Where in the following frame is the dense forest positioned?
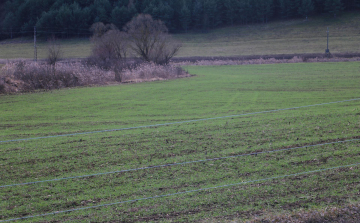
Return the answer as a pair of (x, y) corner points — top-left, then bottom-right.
(0, 0), (359, 39)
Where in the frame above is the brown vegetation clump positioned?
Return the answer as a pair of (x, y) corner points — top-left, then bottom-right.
(0, 75), (25, 93)
(121, 62), (189, 83)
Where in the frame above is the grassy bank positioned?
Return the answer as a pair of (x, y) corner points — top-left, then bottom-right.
(1, 62), (360, 222)
(0, 12), (360, 60)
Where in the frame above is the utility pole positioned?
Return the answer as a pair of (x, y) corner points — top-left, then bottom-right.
(325, 27), (330, 57)
(34, 26), (37, 62)
(10, 27), (12, 39)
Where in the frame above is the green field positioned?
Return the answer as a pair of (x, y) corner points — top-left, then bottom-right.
(1, 62), (360, 222)
(1, 12), (360, 60)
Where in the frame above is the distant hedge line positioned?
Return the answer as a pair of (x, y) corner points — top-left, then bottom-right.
(0, 0), (359, 38)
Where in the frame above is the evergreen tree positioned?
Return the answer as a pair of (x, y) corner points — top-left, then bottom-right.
(265, 0), (274, 22)
(238, 0), (253, 24)
(92, 0), (112, 23)
(223, 0), (237, 26)
(325, 0), (345, 17)
(351, 0), (360, 8)
(50, 0), (74, 11)
(70, 2), (90, 31)
(167, 0), (183, 31)
(36, 10), (59, 31)
(290, 0), (302, 17)
(214, 0), (223, 27)
(179, 1), (191, 32)
(313, 0), (326, 13)
(2, 0), (22, 14)
(140, 0), (156, 12)
(192, 0), (203, 29)
(1, 0), (359, 40)
(278, 0), (292, 19)
(254, 0), (274, 23)
(128, 4), (138, 19)
(21, 20), (36, 33)
(110, 3), (137, 28)
(341, 0), (359, 9)
(298, 0), (315, 19)
(113, 0), (129, 8)
(75, 0), (93, 8)
(157, 2), (174, 30)
(1, 12), (18, 33)
(56, 4), (72, 31)
(111, 6), (130, 29)
(81, 7), (92, 28)
(203, 0), (219, 29)
(144, 3), (159, 19)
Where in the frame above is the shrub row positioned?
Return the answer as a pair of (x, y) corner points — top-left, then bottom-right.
(0, 61), (189, 94)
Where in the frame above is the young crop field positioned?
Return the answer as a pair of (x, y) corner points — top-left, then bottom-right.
(0, 12), (360, 60)
(1, 62), (360, 222)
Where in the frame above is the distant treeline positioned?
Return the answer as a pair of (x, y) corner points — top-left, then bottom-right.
(0, 0), (359, 38)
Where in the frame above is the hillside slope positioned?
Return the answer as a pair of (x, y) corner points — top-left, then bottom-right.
(0, 12), (359, 59)
(177, 12), (360, 57)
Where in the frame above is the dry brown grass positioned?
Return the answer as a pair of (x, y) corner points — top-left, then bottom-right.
(173, 56), (360, 66)
(121, 62), (189, 83)
(0, 61), (113, 92)
(0, 61), (189, 94)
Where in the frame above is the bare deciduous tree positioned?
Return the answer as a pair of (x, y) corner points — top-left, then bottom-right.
(90, 28), (129, 82)
(149, 35), (182, 65)
(47, 36), (62, 66)
(92, 29), (128, 62)
(124, 14), (181, 65)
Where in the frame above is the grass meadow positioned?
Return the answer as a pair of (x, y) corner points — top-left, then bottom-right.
(1, 12), (360, 60)
(1, 61), (360, 222)
(176, 12), (360, 57)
